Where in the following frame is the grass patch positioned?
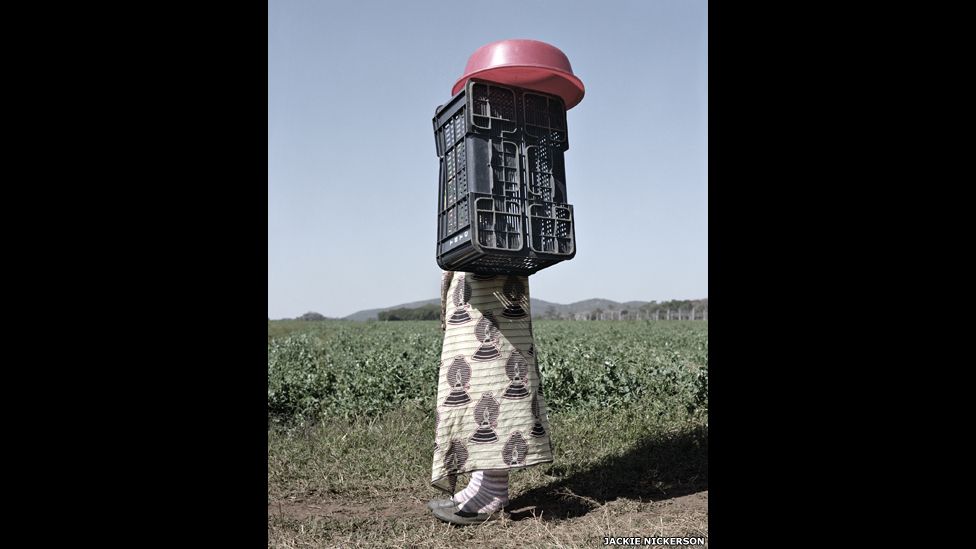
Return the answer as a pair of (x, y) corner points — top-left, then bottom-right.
(267, 319), (708, 546)
(269, 401), (707, 547)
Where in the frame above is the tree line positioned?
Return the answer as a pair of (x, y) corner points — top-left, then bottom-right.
(377, 303), (440, 321)
(288, 298), (708, 323)
(544, 299), (709, 321)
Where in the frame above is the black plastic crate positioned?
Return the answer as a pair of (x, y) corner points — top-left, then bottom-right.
(434, 79), (576, 276)
(527, 201), (575, 255)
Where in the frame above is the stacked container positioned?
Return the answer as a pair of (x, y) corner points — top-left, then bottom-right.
(434, 79), (576, 275)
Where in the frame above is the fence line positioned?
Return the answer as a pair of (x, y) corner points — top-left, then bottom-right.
(551, 306), (708, 321)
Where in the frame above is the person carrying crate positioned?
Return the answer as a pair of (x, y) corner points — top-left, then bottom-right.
(427, 39), (585, 525)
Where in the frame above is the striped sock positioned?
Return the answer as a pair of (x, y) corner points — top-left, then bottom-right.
(453, 469), (510, 513)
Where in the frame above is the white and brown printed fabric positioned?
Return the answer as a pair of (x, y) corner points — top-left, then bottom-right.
(431, 271), (554, 494)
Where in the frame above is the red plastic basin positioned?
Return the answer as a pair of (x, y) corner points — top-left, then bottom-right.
(452, 39), (585, 110)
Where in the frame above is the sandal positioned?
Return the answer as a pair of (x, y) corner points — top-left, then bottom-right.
(427, 498), (457, 510)
(432, 504), (510, 525)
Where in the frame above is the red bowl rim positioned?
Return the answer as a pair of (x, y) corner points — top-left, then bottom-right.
(452, 64), (586, 109)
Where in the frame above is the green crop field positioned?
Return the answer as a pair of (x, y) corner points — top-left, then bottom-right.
(268, 320), (708, 547)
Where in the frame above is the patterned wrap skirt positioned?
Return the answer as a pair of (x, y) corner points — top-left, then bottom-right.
(430, 271), (554, 495)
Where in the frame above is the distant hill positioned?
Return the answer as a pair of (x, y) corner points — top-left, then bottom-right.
(344, 298), (440, 322)
(343, 296), (706, 321)
(539, 298), (651, 318)
(344, 298), (558, 321)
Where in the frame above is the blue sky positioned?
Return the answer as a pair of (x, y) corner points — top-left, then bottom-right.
(269, 0), (707, 319)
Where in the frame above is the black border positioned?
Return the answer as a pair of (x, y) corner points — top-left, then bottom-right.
(76, 2), (271, 544)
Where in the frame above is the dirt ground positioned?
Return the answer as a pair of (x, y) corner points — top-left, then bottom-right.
(268, 489), (707, 547)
